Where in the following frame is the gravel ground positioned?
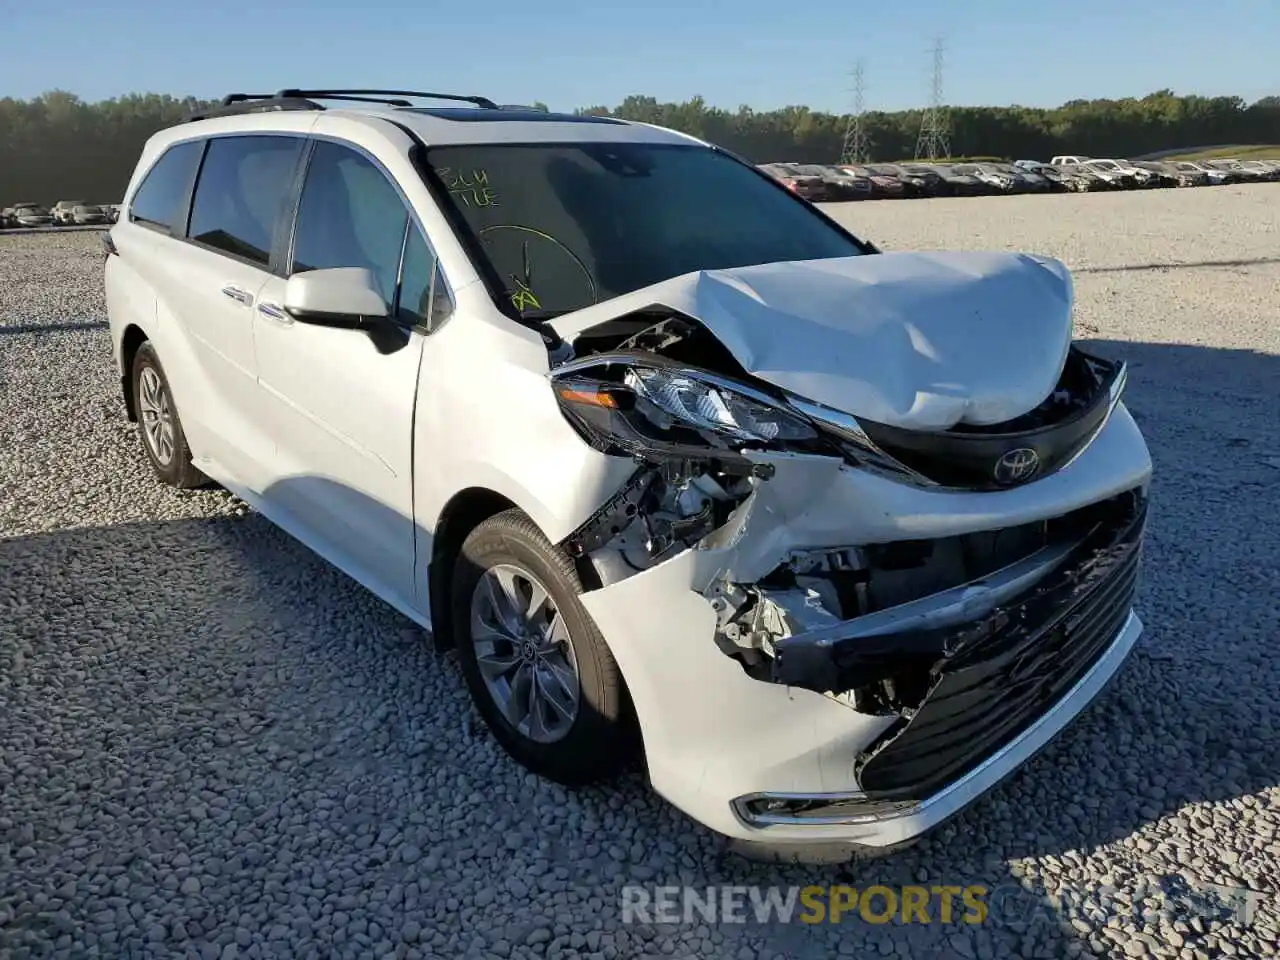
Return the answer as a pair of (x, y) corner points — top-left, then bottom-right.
(2, 187), (1278, 959)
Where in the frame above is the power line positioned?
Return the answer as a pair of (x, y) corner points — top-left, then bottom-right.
(914, 36), (952, 161)
(839, 60), (869, 165)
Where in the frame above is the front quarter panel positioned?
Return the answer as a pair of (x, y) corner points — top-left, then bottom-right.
(414, 300), (637, 547)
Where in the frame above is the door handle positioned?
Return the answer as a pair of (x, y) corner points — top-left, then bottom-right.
(221, 285), (254, 306)
(257, 302), (293, 324)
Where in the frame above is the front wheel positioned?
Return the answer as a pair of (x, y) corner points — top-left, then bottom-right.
(451, 509), (639, 785)
(130, 342), (208, 489)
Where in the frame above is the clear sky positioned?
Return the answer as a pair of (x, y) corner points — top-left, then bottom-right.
(1, 0), (1275, 114)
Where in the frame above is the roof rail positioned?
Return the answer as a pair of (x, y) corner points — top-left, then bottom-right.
(184, 88), (499, 123)
(275, 89), (499, 110)
(184, 95), (324, 122)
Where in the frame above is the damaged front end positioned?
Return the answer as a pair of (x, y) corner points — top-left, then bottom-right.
(728, 489), (1145, 822)
(543, 267), (1147, 835)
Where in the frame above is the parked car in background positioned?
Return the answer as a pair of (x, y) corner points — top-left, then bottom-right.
(9, 202), (41, 222)
(102, 203), (123, 223)
(1014, 161), (1075, 192)
(930, 164), (987, 196)
(13, 204), (53, 227)
(993, 162), (1051, 193)
(949, 163), (1015, 194)
(1127, 162), (1178, 188)
(71, 203), (109, 225)
(1089, 159), (1155, 188)
(861, 164), (928, 198)
(1113, 160), (1166, 188)
(1054, 164), (1112, 191)
(1210, 159), (1279, 182)
(1050, 155), (1091, 166)
(821, 165), (875, 200)
(1081, 160), (1136, 189)
(840, 164), (906, 199)
(786, 163), (868, 201)
(1236, 160), (1280, 181)
(105, 88), (1152, 856)
(1173, 161), (1234, 185)
(758, 163), (828, 201)
(898, 163), (951, 196)
(51, 200), (87, 225)
(1131, 161), (1196, 188)
(0, 207), (13, 228)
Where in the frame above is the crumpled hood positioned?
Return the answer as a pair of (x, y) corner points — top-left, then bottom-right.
(549, 250), (1075, 432)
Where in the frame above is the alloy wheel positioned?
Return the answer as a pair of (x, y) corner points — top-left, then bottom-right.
(469, 563), (581, 744)
(137, 366), (175, 465)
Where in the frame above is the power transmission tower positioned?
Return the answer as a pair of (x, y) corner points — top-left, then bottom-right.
(839, 60), (869, 164)
(914, 36), (952, 161)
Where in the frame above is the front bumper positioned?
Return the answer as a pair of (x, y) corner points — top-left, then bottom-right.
(581, 406), (1151, 846)
(730, 610), (1142, 847)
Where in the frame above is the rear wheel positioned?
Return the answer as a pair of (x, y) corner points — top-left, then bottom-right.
(451, 509), (639, 784)
(131, 341), (208, 489)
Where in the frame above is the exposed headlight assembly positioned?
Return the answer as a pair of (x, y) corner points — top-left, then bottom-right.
(550, 357), (820, 475)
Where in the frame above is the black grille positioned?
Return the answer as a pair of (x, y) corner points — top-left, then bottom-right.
(855, 496), (1145, 800)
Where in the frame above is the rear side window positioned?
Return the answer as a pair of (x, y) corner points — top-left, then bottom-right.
(290, 141), (409, 309)
(188, 135), (303, 265)
(129, 140), (203, 232)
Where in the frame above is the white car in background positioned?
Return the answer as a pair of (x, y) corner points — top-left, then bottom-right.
(51, 200), (87, 225)
(104, 88), (1151, 858)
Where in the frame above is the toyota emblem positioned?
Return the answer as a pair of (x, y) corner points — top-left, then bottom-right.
(993, 447), (1040, 485)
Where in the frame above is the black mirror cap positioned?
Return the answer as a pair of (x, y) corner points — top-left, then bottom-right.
(282, 306), (368, 329)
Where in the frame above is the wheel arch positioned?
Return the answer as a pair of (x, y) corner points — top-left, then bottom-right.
(119, 323), (150, 422)
(427, 486), (603, 652)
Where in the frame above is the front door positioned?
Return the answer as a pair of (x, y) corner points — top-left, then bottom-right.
(252, 139), (435, 606)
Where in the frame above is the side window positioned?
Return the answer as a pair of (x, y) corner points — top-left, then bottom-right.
(291, 142), (409, 309)
(188, 135), (303, 265)
(128, 140), (203, 232)
(397, 226), (454, 331)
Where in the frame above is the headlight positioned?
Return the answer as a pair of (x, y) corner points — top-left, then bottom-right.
(626, 367), (815, 444)
(550, 359), (819, 471)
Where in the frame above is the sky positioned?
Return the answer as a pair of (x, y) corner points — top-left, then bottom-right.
(0, 0), (1275, 114)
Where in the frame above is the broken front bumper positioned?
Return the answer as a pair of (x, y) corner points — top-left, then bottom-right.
(579, 408), (1151, 848)
(739, 491), (1145, 830)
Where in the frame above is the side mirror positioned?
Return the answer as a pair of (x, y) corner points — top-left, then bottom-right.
(283, 267), (389, 328)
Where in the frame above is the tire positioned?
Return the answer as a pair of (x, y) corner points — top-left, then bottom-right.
(130, 341), (208, 489)
(451, 508), (639, 785)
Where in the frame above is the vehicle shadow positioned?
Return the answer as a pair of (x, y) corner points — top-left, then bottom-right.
(1, 338), (1275, 958)
(1074, 256), (1280, 274)
(0, 320), (108, 335)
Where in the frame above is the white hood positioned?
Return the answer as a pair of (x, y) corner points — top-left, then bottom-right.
(549, 251), (1074, 432)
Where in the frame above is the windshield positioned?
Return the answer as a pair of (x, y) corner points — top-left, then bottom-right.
(427, 142), (865, 319)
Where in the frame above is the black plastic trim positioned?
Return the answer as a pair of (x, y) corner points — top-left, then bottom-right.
(854, 349), (1124, 490)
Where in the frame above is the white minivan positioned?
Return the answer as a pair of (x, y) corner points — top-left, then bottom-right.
(105, 89), (1152, 858)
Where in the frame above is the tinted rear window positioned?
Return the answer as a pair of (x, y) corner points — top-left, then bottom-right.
(129, 140), (203, 232)
(188, 135), (303, 265)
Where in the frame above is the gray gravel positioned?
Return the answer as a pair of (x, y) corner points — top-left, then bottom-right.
(3, 187), (1279, 959)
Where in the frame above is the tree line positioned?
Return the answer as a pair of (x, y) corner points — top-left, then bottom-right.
(1, 89), (1277, 203)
